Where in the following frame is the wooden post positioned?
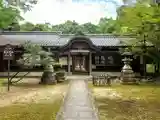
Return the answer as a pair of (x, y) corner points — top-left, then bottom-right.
(48, 48), (51, 52)
(56, 52), (59, 62)
(89, 52), (92, 75)
(7, 60), (10, 91)
(3, 44), (14, 91)
(67, 52), (71, 75)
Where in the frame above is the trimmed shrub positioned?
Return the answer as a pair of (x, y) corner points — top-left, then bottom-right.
(54, 63), (62, 72)
(55, 71), (66, 83)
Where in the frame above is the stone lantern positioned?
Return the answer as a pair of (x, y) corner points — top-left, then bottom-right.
(121, 52), (136, 84)
(40, 60), (56, 85)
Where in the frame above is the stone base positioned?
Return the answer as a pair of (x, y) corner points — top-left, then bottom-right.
(120, 59), (139, 84)
(40, 71), (57, 85)
(121, 77), (139, 85)
(121, 81), (139, 85)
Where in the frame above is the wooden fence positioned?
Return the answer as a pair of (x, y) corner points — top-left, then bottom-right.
(92, 74), (118, 86)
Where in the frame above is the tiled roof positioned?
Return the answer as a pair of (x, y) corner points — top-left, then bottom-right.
(0, 31), (133, 47)
(0, 36), (21, 46)
(89, 36), (120, 46)
(58, 36), (71, 46)
(1, 34), (60, 46)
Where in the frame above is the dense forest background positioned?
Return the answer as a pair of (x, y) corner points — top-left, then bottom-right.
(0, 0), (159, 36)
(0, 0), (160, 46)
(0, 0), (160, 71)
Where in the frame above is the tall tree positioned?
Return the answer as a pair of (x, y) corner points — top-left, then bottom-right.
(98, 17), (120, 34)
(117, 2), (160, 46)
(33, 23), (52, 31)
(52, 20), (81, 34)
(81, 22), (99, 34)
(7, 0), (37, 12)
(17, 42), (56, 84)
(20, 22), (35, 31)
(0, 0), (23, 29)
(117, 0), (160, 75)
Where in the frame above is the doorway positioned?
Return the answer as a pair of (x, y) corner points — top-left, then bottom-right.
(72, 55), (89, 74)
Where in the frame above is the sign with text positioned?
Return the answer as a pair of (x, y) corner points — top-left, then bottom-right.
(3, 44), (14, 60)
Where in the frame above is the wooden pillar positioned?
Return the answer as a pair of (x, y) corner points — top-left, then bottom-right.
(89, 52), (92, 75)
(55, 52), (59, 62)
(48, 48), (51, 52)
(57, 53), (59, 62)
(0, 52), (4, 72)
(67, 52), (71, 75)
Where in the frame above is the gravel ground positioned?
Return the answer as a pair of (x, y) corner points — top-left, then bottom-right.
(93, 88), (121, 99)
(0, 78), (68, 107)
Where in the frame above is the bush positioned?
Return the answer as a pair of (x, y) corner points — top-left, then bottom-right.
(55, 71), (66, 83)
(54, 63), (62, 72)
(40, 65), (57, 85)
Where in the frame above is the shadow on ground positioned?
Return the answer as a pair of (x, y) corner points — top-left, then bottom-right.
(0, 97), (62, 120)
(90, 82), (160, 120)
(96, 97), (160, 120)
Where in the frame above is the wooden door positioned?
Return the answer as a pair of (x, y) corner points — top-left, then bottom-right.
(72, 55), (88, 73)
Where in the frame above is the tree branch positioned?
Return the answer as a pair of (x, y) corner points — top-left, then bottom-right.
(10, 72), (30, 84)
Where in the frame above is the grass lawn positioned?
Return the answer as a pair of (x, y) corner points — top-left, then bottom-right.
(0, 78), (68, 120)
(0, 78), (6, 85)
(89, 82), (160, 120)
(0, 97), (62, 120)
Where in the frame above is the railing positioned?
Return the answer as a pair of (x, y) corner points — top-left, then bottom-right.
(92, 74), (112, 86)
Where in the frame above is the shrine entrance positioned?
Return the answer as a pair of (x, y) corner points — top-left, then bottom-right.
(71, 50), (91, 74)
(60, 36), (101, 75)
(74, 56), (86, 72)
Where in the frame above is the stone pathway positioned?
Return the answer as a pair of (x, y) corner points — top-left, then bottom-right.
(60, 77), (98, 120)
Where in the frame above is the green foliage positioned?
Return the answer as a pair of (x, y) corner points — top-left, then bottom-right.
(17, 42), (54, 69)
(81, 22), (100, 34)
(33, 23), (52, 31)
(20, 22), (35, 31)
(74, 30), (85, 36)
(117, 2), (160, 43)
(20, 22), (53, 31)
(98, 17), (120, 34)
(55, 71), (66, 82)
(39, 51), (54, 66)
(54, 63), (62, 72)
(20, 19), (120, 34)
(0, 0), (23, 29)
(0, 0), (37, 30)
(146, 64), (155, 73)
(8, 0), (37, 12)
(52, 20), (80, 34)
(117, 3), (154, 33)
(117, 1), (160, 62)
(20, 20), (114, 34)
(0, 97), (63, 120)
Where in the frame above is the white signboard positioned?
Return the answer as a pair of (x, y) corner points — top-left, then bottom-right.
(3, 44), (14, 60)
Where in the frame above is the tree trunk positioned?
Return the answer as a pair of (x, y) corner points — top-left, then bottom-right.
(40, 71), (57, 85)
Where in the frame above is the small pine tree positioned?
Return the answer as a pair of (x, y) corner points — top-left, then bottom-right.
(17, 41), (56, 84)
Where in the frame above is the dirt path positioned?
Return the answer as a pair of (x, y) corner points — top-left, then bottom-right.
(0, 79), (68, 107)
(61, 79), (99, 120)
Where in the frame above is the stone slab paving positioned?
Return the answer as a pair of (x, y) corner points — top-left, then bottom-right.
(62, 78), (99, 120)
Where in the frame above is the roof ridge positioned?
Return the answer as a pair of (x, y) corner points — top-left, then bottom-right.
(0, 31), (62, 35)
(0, 31), (136, 38)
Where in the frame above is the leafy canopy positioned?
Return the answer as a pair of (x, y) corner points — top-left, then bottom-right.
(0, 0), (23, 28)
(17, 42), (55, 68)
